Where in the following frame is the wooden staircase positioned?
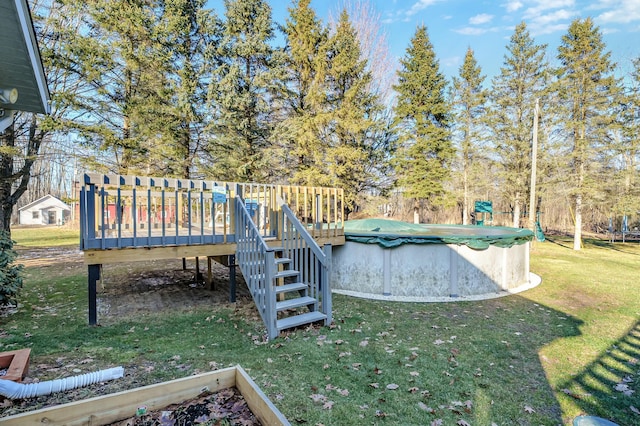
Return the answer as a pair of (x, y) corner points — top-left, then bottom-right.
(235, 197), (332, 340)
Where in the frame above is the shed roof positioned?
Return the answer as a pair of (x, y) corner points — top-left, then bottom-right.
(0, 0), (50, 115)
(19, 194), (70, 212)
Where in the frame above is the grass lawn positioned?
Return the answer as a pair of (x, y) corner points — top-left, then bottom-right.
(1, 227), (638, 425)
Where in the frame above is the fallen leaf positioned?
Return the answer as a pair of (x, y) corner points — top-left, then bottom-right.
(370, 383), (379, 389)
(408, 386), (419, 393)
(338, 389), (349, 396)
(374, 367), (382, 375)
(410, 371), (419, 377)
(386, 383), (399, 390)
(434, 339), (445, 345)
(631, 405), (640, 415)
(418, 402), (434, 413)
(322, 400), (334, 410)
(524, 405), (535, 413)
(431, 419), (443, 426)
(309, 394), (326, 403)
(359, 340), (368, 347)
(457, 420), (470, 426)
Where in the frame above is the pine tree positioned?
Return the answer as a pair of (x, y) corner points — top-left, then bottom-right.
(489, 22), (549, 227)
(280, 0), (329, 185)
(206, 0), (285, 183)
(47, 0), (170, 174)
(393, 25), (453, 223)
(323, 10), (384, 216)
(151, 0), (221, 178)
(450, 48), (489, 224)
(555, 18), (621, 250)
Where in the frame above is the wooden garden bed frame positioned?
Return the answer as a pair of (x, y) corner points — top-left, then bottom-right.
(0, 365), (290, 425)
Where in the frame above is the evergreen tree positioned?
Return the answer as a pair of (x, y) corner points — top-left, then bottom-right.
(555, 18), (621, 250)
(610, 57), (640, 220)
(449, 48), (489, 224)
(206, 0), (285, 183)
(489, 22), (549, 227)
(152, 0), (221, 178)
(323, 9), (384, 216)
(393, 25), (453, 223)
(47, 0), (170, 174)
(280, 0), (329, 185)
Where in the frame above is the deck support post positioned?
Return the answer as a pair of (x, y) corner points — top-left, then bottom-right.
(88, 264), (100, 325)
(228, 254), (236, 303)
(206, 257), (214, 290)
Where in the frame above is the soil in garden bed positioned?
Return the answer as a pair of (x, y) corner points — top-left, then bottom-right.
(106, 386), (261, 426)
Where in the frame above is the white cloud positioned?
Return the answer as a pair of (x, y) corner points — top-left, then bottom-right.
(469, 13), (494, 25)
(523, 0), (576, 20)
(595, 0), (640, 24)
(454, 26), (499, 36)
(529, 22), (571, 35)
(504, 1), (524, 13)
(380, 0), (442, 23)
(406, 0), (440, 17)
(531, 9), (577, 26)
(511, 1), (580, 36)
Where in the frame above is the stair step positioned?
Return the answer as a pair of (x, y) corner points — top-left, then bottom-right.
(249, 269), (300, 281)
(275, 257), (291, 265)
(276, 296), (317, 312)
(275, 269), (299, 279)
(275, 282), (307, 294)
(277, 311), (327, 331)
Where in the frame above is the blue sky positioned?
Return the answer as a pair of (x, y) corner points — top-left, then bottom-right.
(210, 0), (640, 82)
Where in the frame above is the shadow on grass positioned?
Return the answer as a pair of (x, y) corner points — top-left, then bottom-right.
(545, 236), (640, 256)
(556, 319), (640, 424)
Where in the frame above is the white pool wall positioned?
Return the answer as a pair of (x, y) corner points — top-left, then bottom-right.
(331, 240), (531, 298)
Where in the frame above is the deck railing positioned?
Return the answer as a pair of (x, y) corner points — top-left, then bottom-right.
(235, 195), (277, 336)
(281, 203), (332, 325)
(79, 173), (344, 250)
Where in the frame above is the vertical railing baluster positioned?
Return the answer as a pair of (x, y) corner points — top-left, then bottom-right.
(161, 186), (166, 245)
(132, 187), (137, 247)
(147, 187), (152, 245)
(116, 187), (122, 248)
(100, 187), (106, 250)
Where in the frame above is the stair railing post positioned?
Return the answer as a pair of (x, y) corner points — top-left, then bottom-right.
(322, 243), (332, 325)
(265, 250), (277, 340)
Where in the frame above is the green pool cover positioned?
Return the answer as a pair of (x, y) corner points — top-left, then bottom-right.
(344, 218), (534, 250)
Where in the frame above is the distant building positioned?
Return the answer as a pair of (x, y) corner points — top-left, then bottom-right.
(18, 195), (70, 226)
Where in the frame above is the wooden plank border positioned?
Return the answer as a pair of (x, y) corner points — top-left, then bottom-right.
(0, 366), (290, 426)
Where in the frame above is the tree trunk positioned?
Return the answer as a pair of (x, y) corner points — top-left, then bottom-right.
(0, 115), (45, 235)
(513, 193), (521, 228)
(462, 167), (469, 225)
(573, 194), (582, 250)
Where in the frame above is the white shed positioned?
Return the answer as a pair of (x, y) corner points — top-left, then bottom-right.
(18, 195), (70, 225)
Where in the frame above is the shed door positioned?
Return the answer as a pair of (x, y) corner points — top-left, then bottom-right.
(48, 211), (56, 225)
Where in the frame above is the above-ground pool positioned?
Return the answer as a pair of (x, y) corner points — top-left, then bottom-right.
(331, 219), (538, 301)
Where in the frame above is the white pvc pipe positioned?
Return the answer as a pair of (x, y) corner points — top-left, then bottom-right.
(0, 366), (124, 399)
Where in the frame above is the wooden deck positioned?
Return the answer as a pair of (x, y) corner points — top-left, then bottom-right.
(80, 173), (345, 257)
(79, 174), (345, 328)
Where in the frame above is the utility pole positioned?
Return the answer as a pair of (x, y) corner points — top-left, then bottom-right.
(528, 98), (539, 231)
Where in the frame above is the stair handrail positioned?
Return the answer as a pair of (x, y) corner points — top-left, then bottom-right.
(279, 199), (332, 325)
(234, 195), (277, 338)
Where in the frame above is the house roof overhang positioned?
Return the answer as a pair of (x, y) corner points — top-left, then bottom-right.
(0, 0), (50, 117)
